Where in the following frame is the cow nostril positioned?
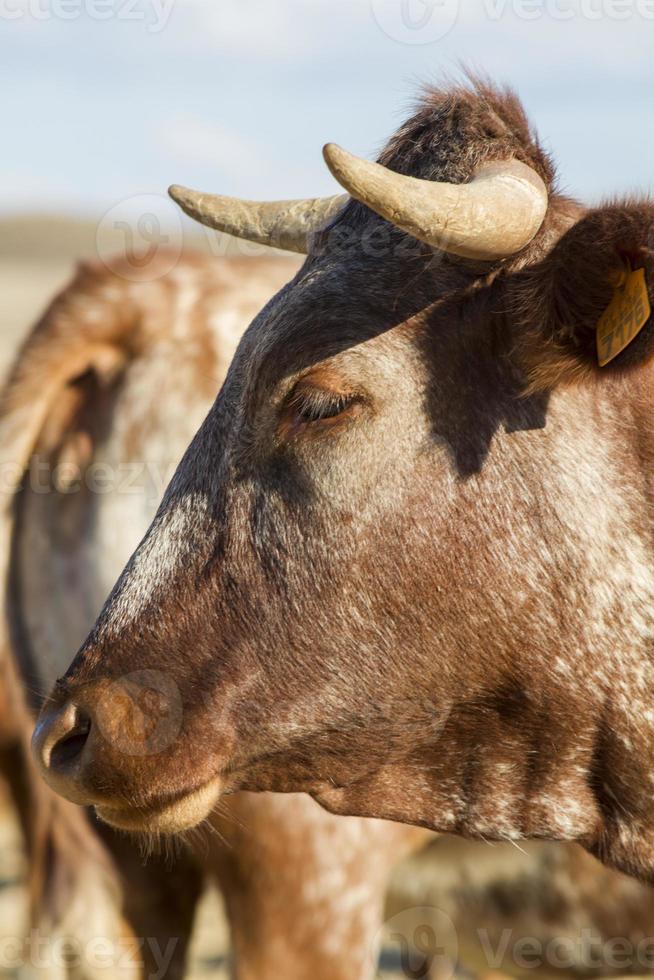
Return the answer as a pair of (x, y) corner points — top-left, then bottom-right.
(32, 701), (97, 804)
(50, 715), (91, 769)
(37, 702), (92, 775)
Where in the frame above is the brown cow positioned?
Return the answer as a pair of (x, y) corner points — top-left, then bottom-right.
(1, 252), (427, 978)
(32, 78), (654, 883)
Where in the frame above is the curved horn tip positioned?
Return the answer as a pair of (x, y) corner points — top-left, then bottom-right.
(168, 184), (193, 207)
(322, 143), (354, 180)
(168, 184), (211, 224)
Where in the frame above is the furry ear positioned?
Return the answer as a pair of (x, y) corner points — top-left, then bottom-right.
(507, 202), (654, 391)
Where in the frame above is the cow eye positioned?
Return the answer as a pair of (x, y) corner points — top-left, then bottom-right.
(295, 390), (354, 423)
(283, 383), (363, 436)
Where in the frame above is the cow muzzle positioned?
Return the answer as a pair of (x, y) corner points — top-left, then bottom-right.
(32, 675), (223, 833)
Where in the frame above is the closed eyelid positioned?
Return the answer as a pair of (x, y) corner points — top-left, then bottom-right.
(277, 378), (366, 442)
(283, 359), (363, 407)
(288, 384), (354, 413)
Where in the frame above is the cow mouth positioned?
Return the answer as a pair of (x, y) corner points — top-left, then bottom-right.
(94, 776), (223, 834)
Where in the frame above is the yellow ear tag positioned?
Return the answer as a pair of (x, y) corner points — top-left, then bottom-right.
(596, 263), (651, 367)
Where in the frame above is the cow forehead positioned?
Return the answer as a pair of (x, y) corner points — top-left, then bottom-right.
(232, 253), (437, 404)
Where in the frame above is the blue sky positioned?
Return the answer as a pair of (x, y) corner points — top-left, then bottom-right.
(2, 0), (654, 216)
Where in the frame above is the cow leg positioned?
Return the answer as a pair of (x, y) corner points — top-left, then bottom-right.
(96, 824), (204, 980)
(0, 722), (200, 980)
(209, 792), (428, 980)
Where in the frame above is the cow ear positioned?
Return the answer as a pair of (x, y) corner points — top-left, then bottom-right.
(508, 202), (654, 391)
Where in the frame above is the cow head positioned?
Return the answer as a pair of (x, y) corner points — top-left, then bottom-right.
(33, 80), (654, 881)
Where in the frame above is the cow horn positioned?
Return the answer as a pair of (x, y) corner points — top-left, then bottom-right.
(168, 186), (348, 254)
(322, 144), (548, 261)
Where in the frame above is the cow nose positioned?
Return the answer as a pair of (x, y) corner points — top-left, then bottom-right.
(32, 700), (94, 804)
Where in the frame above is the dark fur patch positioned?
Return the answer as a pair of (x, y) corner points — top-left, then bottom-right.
(507, 202), (654, 390)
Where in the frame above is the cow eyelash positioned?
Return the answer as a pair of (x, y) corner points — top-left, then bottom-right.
(288, 386), (360, 426)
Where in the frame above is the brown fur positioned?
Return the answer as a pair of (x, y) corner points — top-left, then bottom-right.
(507, 202), (654, 391)
(32, 77), (654, 884)
(2, 253), (430, 977)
